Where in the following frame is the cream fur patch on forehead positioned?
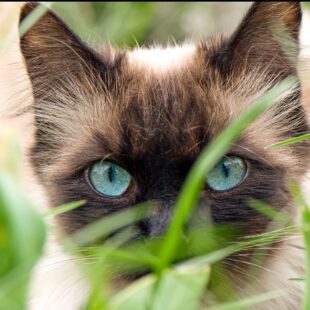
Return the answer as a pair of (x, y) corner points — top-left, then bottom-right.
(127, 44), (196, 73)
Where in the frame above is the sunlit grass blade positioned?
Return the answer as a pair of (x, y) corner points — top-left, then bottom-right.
(19, 2), (53, 38)
(249, 199), (291, 226)
(288, 278), (305, 282)
(158, 77), (297, 271)
(0, 172), (45, 266)
(288, 244), (305, 250)
(180, 244), (242, 267)
(82, 249), (109, 310)
(0, 264), (37, 310)
(0, 2), (52, 56)
(80, 227), (144, 310)
(179, 225), (296, 269)
(206, 290), (285, 310)
(110, 264), (210, 310)
(244, 200), (295, 280)
(266, 133), (310, 148)
(84, 291), (108, 310)
(93, 225), (236, 276)
(103, 245), (161, 272)
(43, 200), (86, 218)
(291, 183), (310, 310)
(69, 203), (150, 247)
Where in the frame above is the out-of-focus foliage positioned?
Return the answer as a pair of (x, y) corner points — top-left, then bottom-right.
(1, 2), (310, 310)
(0, 123), (45, 310)
(52, 2), (251, 47)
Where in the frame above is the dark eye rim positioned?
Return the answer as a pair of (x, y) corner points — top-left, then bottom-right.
(205, 156), (249, 193)
(85, 161), (134, 198)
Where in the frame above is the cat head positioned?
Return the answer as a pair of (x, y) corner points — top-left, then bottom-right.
(19, 2), (310, 245)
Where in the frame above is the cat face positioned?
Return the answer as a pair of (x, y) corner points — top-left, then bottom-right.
(20, 1), (310, 246)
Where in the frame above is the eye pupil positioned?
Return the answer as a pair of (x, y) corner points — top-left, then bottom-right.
(88, 161), (131, 197)
(222, 161), (230, 178)
(108, 166), (115, 183)
(205, 156), (247, 191)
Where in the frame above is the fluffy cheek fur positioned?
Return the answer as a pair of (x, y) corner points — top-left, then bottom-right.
(19, 1), (310, 308)
(27, 54), (309, 239)
(24, 62), (310, 239)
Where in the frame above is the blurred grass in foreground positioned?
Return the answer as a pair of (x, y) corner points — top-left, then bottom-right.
(1, 2), (310, 310)
(0, 121), (45, 310)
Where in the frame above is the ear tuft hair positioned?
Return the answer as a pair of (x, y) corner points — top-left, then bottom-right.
(19, 2), (120, 98)
(213, 2), (302, 79)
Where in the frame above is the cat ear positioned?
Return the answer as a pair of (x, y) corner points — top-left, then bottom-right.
(19, 3), (117, 97)
(215, 2), (301, 78)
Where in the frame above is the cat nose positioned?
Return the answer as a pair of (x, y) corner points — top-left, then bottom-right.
(137, 198), (174, 237)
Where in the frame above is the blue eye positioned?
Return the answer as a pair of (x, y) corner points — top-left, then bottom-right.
(206, 156), (247, 191)
(88, 161), (132, 197)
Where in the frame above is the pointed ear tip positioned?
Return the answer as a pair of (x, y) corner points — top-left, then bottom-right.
(252, 1), (301, 17)
(287, 1), (302, 21)
(247, 1), (302, 37)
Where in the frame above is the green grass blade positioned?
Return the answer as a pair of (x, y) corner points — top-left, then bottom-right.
(291, 185), (310, 310)
(249, 199), (291, 226)
(290, 183), (310, 310)
(288, 278), (305, 282)
(158, 77), (297, 271)
(110, 264), (210, 310)
(206, 290), (285, 310)
(43, 200), (86, 218)
(68, 203), (150, 247)
(19, 2), (53, 38)
(288, 244), (305, 250)
(266, 133), (310, 148)
(179, 226), (296, 269)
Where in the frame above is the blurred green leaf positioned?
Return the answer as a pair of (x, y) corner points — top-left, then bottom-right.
(0, 130), (45, 309)
(110, 264), (210, 310)
(299, 195), (310, 310)
(53, 2), (155, 47)
(289, 182), (310, 310)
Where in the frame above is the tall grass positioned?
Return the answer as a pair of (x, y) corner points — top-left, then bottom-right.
(1, 2), (310, 310)
(0, 124), (45, 310)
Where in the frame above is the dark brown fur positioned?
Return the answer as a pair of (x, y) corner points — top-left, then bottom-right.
(19, 1), (310, 301)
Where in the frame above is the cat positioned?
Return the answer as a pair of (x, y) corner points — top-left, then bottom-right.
(17, 1), (310, 309)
